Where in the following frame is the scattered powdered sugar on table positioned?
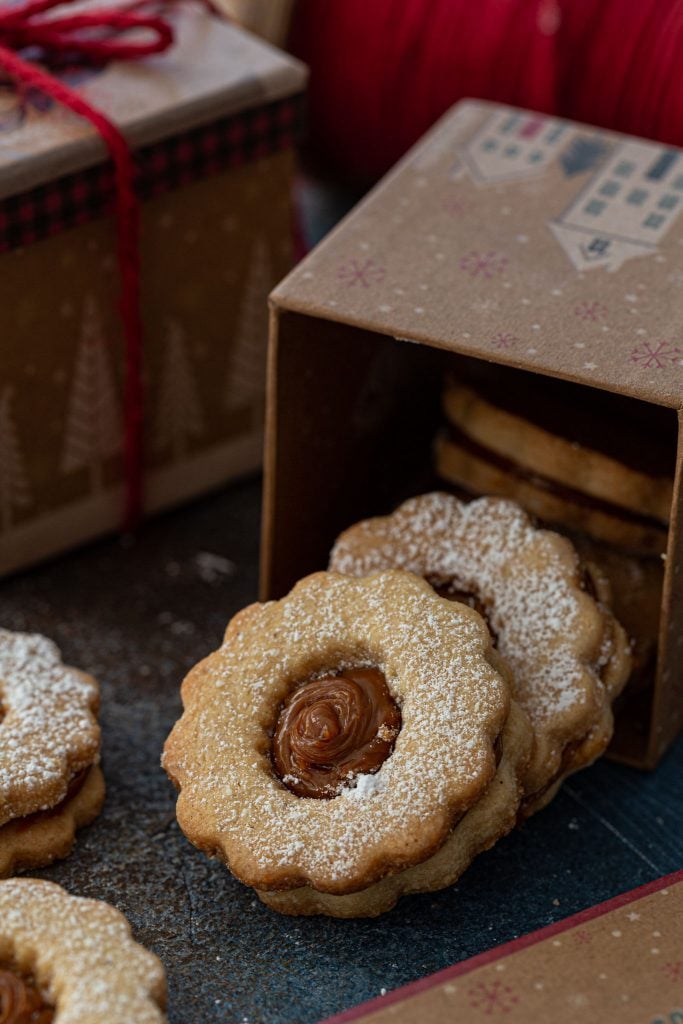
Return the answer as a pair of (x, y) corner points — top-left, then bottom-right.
(0, 878), (166, 1023)
(0, 629), (100, 823)
(165, 570), (509, 889)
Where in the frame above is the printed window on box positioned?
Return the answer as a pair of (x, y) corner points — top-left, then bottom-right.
(585, 199), (605, 215)
(614, 160), (635, 177)
(628, 188), (648, 205)
(658, 194), (679, 209)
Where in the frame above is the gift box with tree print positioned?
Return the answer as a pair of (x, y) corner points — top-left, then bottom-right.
(0, 1), (306, 574)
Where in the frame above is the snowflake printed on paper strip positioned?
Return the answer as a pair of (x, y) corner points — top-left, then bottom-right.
(443, 197), (466, 216)
(575, 300), (606, 322)
(661, 961), (683, 983)
(467, 980), (519, 1015)
(572, 929), (592, 946)
(491, 332), (517, 350)
(337, 259), (386, 288)
(459, 251), (508, 279)
(630, 341), (682, 369)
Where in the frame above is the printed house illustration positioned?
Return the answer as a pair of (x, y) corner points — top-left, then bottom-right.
(452, 109), (570, 183)
(550, 140), (683, 271)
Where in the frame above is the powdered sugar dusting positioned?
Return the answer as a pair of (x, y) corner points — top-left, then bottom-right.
(0, 629), (100, 825)
(330, 494), (612, 793)
(0, 878), (167, 1022)
(341, 772), (386, 800)
(164, 570), (508, 892)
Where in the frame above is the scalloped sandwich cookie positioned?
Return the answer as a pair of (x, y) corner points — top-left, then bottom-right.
(0, 630), (104, 877)
(0, 878), (167, 1023)
(330, 494), (632, 816)
(163, 570), (533, 917)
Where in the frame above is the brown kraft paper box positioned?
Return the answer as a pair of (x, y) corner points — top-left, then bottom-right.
(319, 871), (683, 1024)
(0, 1), (306, 576)
(263, 99), (683, 769)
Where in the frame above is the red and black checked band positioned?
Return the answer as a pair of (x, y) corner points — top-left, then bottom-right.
(0, 92), (305, 253)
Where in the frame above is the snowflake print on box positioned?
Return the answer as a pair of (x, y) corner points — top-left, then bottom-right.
(467, 980), (519, 1016)
(155, 320), (205, 461)
(630, 341), (682, 369)
(0, 387), (32, 533)
(575, 300), (606, 322)
(225, 236), (273, 424)
(337, 258), (385, 288)
(61, 295), (122, 493)
(661, 961), (683, 983)
(491, 332), (517, 350)
(459, 251), (508, 278)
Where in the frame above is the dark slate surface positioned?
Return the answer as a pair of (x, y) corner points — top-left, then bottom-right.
(0, 477), (681, 1024)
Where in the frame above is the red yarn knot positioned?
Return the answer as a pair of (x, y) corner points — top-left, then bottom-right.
(0, 0), (174, 60)
(0, 0), (180, 529)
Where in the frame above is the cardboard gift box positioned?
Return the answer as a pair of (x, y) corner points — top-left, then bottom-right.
(321, 871), (683, 1024)
(264, 99), (683, 769)
(0, 2), (306, 576)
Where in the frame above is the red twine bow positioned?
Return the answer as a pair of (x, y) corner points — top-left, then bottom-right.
(0, 0), (178, 529)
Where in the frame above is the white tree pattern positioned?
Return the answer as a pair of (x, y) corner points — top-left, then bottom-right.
(225, 236), (272, 420)
(61, 294), (122, 493)
(0, 386), (32, 532)
(155, 319), (204, 461)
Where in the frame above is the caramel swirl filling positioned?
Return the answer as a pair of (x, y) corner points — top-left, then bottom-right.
(0, 966), (53, 1024)
(272, 667), (401, 799)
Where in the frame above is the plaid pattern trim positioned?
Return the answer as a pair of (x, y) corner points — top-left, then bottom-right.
(0, 93), (304, 253)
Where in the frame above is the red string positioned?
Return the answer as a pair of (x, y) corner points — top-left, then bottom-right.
(0, 0), (177, 529)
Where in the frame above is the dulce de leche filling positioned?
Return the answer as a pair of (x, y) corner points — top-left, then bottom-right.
(0, 966), (53, 1024)
(272, 667), (401, 799)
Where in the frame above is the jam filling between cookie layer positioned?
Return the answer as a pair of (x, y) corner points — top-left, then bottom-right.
(0, 965), (54, 1024)
(272, 667), (401, 799)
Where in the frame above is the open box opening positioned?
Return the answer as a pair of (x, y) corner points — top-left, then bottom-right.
(262, 312), (681, 769)
(263, 99), (683, 771)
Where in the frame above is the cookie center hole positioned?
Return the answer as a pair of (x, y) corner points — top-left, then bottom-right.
(426, 577), (497, 643)
(271, 667), (401, 799)
(0, 962), (54, 1024)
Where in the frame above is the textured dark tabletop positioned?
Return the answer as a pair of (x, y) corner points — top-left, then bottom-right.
(1, 477), (681, 1024)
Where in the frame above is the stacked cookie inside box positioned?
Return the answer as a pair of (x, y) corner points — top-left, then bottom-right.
(163, 490), (632, 917)
(435, 363), (671, 698)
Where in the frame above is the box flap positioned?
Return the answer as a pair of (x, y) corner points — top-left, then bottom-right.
(273, 100), (683, 410)
(0, 0), (307, 199)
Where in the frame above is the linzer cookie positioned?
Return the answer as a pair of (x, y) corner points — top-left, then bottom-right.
(330, 494), (632, 813)
(163, 570), (532, 917)
(0, 878), (167, 1022)
(0, 629), (104, 877)
(437, 374), (674, 557)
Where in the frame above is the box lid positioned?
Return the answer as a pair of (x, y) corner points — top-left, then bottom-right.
(0, 0), (307, 200)
(273, 100), (683, 410)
